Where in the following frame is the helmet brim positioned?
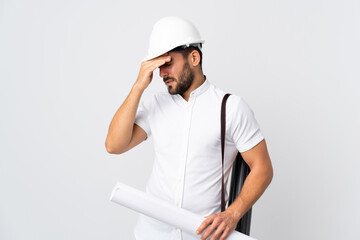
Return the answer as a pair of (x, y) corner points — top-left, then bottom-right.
(142, 41), (204, 62)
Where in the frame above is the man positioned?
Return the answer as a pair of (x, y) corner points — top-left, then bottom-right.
(105, 16), (273, 240)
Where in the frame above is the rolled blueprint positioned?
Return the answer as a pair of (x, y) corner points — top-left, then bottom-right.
(110, 182), (256, 240)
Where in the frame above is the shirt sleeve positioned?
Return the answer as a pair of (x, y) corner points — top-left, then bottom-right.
(228, 95), (264, 152)
(134, 95), (152, 139)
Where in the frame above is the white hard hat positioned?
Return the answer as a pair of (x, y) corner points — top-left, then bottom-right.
(143, 16), (205, 61)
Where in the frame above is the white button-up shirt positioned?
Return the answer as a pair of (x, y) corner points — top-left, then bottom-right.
(134, 79), (264, 240)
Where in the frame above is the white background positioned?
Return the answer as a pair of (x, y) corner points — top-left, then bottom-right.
(1, 0), (359, 239)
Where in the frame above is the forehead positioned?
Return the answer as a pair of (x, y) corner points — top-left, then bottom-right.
(167, 51), (185, 61)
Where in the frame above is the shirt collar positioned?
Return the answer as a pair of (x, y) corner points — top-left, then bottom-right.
(172, 76), (210, 105)
(189, 75), (210, 98)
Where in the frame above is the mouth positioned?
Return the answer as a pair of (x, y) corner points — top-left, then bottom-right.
(164, 78), (175, 86)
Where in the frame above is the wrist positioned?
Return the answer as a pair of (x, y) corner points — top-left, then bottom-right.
(226, 205), (243, 222)
(132, 83), (146, 94)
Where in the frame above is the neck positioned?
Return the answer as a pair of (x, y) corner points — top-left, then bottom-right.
(181, 73), (206, 101)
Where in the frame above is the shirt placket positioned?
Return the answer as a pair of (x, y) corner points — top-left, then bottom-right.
(172, 98), (196, 240)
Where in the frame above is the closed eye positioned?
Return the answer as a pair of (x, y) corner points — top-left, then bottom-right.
(164, 61), (172, 66)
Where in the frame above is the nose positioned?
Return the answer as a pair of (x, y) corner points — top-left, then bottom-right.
(159, 66), (167, 78)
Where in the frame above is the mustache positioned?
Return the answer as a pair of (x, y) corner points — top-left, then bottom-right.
(163, 77), (176, 82)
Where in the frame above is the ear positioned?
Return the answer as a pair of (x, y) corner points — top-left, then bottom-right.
(189, 50), (201, 67)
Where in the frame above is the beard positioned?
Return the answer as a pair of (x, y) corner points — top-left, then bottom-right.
(164, 61), (194, 95)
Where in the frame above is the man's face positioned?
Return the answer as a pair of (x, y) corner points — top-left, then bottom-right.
(159, 51), (194, 95)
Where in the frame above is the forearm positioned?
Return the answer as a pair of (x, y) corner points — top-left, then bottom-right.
(105, 55), (171, 153)
(196, 142), (273, 239)
(105, 84), (144, 153)
(227, 163), (273, 221)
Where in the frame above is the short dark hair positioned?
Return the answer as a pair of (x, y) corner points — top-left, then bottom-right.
(170, 44), (203, 67)
(181, 46), (203, 67)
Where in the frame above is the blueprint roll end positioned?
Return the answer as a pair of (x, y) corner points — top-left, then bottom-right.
(110, 182), (121, 202)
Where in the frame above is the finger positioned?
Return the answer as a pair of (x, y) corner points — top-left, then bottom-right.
(146, 55), (171, 64)
(201, 217), (223, 240)
(196, 215), (216, 235)
(154, 54), (171, 62)
(219, 226), (232, 240)
(149, 56), (171, 70)
(141, 57), (169, 71)
(210, 222), (226, 240)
